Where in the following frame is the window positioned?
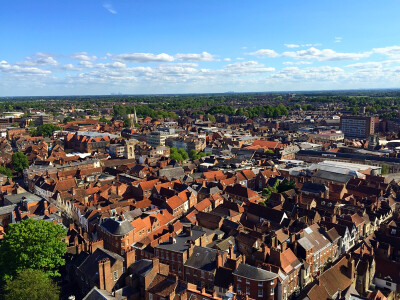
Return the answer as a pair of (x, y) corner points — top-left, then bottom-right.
(246, 279), (250, 285)
(201, 271), (205, 278)
(186, 268), (190, 274)
(386, 281), (392, 287)
(246, 287), (250, 295)
(270, 280), (274, 285)
(149, 293), (153, 300)
(237, 284), (241, 293)
(258, 282), (263, 287)
(258, 289), (263, 297)
(270, 289), (274, 295)
(237, 277), (242, 282)
(113, 271), (118, 281)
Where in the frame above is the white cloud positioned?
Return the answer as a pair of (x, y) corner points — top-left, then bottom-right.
(334, 37), (342, 43)
(345, 61), (383, 69)
(60, 64), (81, 71)
(113, 52), (174, 63)
(0, 60), (51, 75)
(285, 44), (300, 48)
(175, 52), (216, 61)
(70, 52), (97, 61)
(281, 47), (370, 61)
(284, 43), (321, 48)
(247, 49), (279, 57)
(236, 57), (244, 60)
(271, 66), (345, 81)
(283, 61), (313, 65)
(103, 3), (117, 14)
(17, 52), (58, 66)
(218, 61), (275, 76)
(108, 62), (127, 69)
(224, 58), (231, 62)
(79, 61), (96, 68)
(372, 46), (400, 58)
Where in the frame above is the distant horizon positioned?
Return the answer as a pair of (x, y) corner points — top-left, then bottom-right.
(1, 87), (400, 100)
(1, 1), (400, 96)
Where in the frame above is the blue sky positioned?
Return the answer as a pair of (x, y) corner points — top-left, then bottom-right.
(1, 0), (400, 96)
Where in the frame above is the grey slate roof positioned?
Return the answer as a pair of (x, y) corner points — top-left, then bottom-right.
(128, 259), (153, 276)
(100, 218), (134, 236)
(0, 204), (16, 215)
(158, 166), (185, 181)
(83, 286), (114, 300)
(4, 192), (42, 205)
(312, 170), (353, 184)
(233, 263), (278, 281)
(301, 182), (327, 194)
(77, 248), (123, 279)
(184, 246), (222, 272)
(155, 228), (205, 253)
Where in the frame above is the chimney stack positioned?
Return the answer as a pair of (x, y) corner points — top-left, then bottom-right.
(125, 248), (136, 269)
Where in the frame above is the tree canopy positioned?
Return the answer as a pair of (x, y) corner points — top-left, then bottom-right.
(0, 166), (12, 178)
(30, 124), (61, 138)
(3, 269), (60, 300)
(169, 147), (189, 162)
(0, 219), (67, 280)
(11, 152), (29, 173)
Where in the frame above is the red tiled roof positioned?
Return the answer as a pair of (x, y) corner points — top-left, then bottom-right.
(251, 140), (283, 149)
(166, 195), (184, 210)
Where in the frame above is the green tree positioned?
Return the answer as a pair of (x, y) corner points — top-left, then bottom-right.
(0, 166), (12, 178)
(189, 149), (198, 160)
(207, 114), (216, 123)
(11, 152), (29, 173)
(4, 269), (60, 300)
(62, 116), (73, 124)
(35, 124), (61, 138)
(381, 163), (389, 175)
(99, 117), (110, 124)
(178, 148), (189, 160)
(0, 219), (67, 280)
(277, 179), (296, 193)
(262, 180), (279, 199)
(170, 147), (183, 162)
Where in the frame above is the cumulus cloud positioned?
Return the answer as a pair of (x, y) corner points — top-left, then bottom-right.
(70, 52), (97, 61)
(271, 66), (345, 81)
(283, 61), (313, 66)
(284, 43), (321, 48)
(175, 52), (216, 61)
(59, 64), (82, 71)
(0, 60), (51, 75)
(3, 46), (400, 95)
(345, 61), (383, 69)
(17, 52), (58, 66)
(218, 61), (275, 76)
(79, 61), (95, 68)
(372, 46), (400, 58)
(281, 47), (370, 61)
(113, 52), (174, 63)
(247, 49), (279, 57)
(248, 47), (369, 61)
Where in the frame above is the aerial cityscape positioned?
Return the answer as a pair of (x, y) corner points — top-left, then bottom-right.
(1, 1), (400, 300)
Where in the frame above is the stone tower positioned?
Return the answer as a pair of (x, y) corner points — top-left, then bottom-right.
(124, 139), (137, 159)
